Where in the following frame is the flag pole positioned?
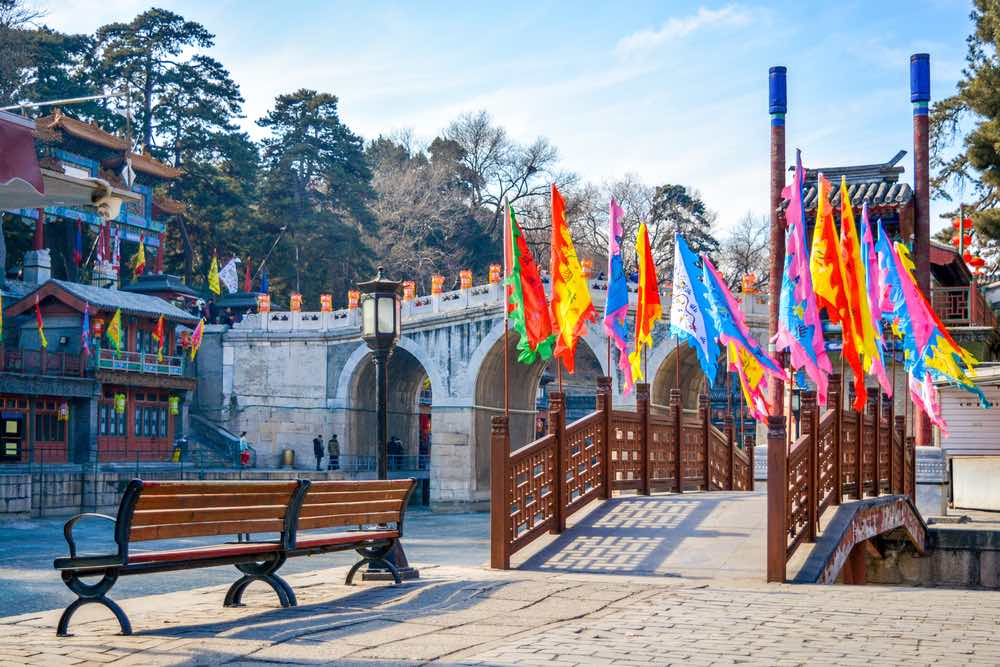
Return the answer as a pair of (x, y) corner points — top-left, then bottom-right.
(503, 200), (510, 417)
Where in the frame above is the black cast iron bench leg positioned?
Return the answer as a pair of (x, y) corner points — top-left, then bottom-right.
(224, 554), (297, 608)
(345, 542), (401, 585)
(57, 570), (131, 637)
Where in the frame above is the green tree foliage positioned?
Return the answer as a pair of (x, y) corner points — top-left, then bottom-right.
(257, 89), (374, 303)
(931, 0), (1000, 275)
(650, 184), (719, 278)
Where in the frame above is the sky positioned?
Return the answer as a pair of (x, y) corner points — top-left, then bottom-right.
(38, 0), (975, 234)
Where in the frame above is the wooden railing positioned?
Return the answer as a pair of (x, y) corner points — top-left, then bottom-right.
(96, 348), (186, 376)
(0, 348), (84, 376)
(932, 284), (998, 328)
(767, 374), (915, 582)
(491, 377), (754, 569)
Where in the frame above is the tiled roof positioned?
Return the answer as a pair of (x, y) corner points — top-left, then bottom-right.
(51, 280), (198, 323)
(36, 110), (129, 151)
(0, 279), (34, 301)
(782, 151), (914, 212)
(121, 273), (199, 298)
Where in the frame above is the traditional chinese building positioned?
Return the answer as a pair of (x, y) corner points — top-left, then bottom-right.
(0, 280), (198, 464)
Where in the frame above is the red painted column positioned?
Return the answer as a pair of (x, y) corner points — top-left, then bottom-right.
(767, 66), (787, 415)
(766, 414), (788, 583)
(911, 53), (933, 447)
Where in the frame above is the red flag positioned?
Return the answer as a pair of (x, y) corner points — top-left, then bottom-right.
(34, 294), (48, 349)
(549, 184), (596, 373)
(152, 315), (165, 362)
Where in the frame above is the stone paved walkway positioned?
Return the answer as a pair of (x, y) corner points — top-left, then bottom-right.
(2, 562), (999, 665)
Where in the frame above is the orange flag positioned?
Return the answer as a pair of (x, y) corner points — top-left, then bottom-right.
(549, 184), (596, 373)
(628, 223), (662, 380)
(838, 176), (869, 411)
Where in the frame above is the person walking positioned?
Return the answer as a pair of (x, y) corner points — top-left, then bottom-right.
(238, 431), (251, 466)
(327, 434), (340, 471)
(313, 435), (324, 471)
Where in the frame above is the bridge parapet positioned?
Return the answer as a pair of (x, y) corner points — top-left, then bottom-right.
(234, 281), (771, 334)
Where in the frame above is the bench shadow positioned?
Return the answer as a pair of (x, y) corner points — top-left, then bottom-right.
(517, 492), (761, 578)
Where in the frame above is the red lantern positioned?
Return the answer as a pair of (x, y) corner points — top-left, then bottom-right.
(963, 251), (973, 263)
(969, 256), (986, 268)
(951, 237), (961, 247)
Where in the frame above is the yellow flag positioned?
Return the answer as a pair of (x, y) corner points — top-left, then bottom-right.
(838, 177), (879, 375)
(549, 184), (595, 373)
(208, 254), (221, 295)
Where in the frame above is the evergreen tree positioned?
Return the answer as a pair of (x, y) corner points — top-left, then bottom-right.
(931, 0), (1000, 275)
(650, 184), (719, 281)
(257, 89), (374, 303)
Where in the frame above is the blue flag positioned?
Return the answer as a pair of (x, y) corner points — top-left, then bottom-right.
(668, 233), (720, 385)
(260, 268), (269, 294)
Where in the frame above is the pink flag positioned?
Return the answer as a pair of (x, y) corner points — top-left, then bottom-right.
(860, 203), (892, 396)
(602, 197), (632, 396)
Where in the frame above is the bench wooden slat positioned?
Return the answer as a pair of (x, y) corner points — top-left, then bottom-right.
(132, 505), (288, 527)
(130, 518), (284, 542)
(299, 490), (411, 504)
(297, 511), (400, 531)
(298, 499), (402, 517)
(135, 493), (295, 511)
(138, 481), (299, 495)
(304, 480), (414, 493)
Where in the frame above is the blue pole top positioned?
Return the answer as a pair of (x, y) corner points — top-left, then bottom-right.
(769, 66), (787, 115)
(910, 53), (930, 103)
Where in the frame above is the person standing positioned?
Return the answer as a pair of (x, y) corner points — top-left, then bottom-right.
(239, 431), (251, 466)
(327, 434), (340, 470)
(313, 435), (324, 471)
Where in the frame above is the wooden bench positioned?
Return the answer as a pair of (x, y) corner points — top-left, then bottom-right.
(290, 479), (417, 584)
(52, 478), (416, 636)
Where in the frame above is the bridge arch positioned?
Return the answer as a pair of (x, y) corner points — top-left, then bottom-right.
(650, 343), (709, 412)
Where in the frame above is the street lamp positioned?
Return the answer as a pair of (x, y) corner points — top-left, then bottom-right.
(356, 266), (418, 581)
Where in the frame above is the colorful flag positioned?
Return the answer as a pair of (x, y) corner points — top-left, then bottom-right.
(132, 234), (146, 279)
(629, 223), (664, 381)
(106, 308), (123, 356)
(260, 268), (269, 294)
(859, 202), (892, 396)
(219, 257), (240, 294)
(603, 197), (633, 396)
(909, 370), (948, 437)
(666, 232), (718, 384)
(34, 294), (47, 349)
(112, 225), (121, 272)
(152, 314), (165, 363)
(702, 255), (785, 418)
(208, 254), (221, 295)
(96, 219), (109, 264)
(839, 177), (878, 410)
(773, 150), (832, 405)
(81, 302), (90, 357)
(505, 203), (555, 364)
(190, 318), (205, 361)
(549, 184), (596, 373)
(73, 220), (82, 266)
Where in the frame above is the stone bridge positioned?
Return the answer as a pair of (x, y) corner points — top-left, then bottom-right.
(194, 280), (770, 509)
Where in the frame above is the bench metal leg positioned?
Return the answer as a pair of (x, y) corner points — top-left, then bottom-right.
(57, 570), (131, 636)
(345, 542), (401, 586)
(224, 555), (297, 608)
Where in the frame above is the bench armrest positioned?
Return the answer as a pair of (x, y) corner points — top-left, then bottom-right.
(63, 513), (117, 558)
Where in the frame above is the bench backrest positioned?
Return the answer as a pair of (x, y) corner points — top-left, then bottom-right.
(122, 480), (306, 546)
(296, 479), (416, 534)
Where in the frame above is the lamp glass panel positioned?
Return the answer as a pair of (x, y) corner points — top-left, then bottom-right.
(377, 296), (395, 335)
(395, 298), (401, 337)
(362, 297), (376, 337)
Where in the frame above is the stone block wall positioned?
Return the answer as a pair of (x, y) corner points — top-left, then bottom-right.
(867, 525), (1000, 589)
(0, 474), (31, 517)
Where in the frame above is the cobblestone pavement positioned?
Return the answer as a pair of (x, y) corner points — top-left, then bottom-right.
(1, 563), (999, 666)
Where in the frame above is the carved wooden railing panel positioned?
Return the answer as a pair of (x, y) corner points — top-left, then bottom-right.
(816, 411), (837, 516)
(786, 435), (811, 558)
(861, 412), (877, 497)
(680, 422), (706, 491)
(708, 425), (730, 491)
(841, 412), (858, 498)
(732, 446), (752, 491)
(648, 415), (677, 491)
(609, 411), (642, 490)
(563, 412), (604, 515)
(507, 435), (558, 554)
(878, 419), (892, 495)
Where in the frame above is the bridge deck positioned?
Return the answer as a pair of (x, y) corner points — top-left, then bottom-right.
(514, 490), (766, 582)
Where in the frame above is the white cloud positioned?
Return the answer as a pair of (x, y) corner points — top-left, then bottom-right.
(615, 5), (752, 55)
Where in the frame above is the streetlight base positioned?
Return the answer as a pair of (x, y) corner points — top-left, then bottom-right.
(362, 540), (420, 582)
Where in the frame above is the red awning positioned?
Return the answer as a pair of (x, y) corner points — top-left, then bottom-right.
(0, 111), (43, 194)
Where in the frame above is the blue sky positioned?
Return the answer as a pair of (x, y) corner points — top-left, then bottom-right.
(42, 0), (974, 233)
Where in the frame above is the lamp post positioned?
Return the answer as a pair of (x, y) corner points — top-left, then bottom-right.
(357, 266), (418, 581)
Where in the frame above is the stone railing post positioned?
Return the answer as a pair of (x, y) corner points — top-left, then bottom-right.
(766, 414), (788, 583)
(489, 415), (510, 569)
(802, 390), (817, 542)
(871, 392), (881, 497)
(636, 383), (650, 496)
(596, 376), (613, 500)
(548, 391), (566, 533)
(894, 415), (905, 495)
(829, 374), (842, 505)
(671, 388), (682, 493)
(726, 415), (735, 491)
